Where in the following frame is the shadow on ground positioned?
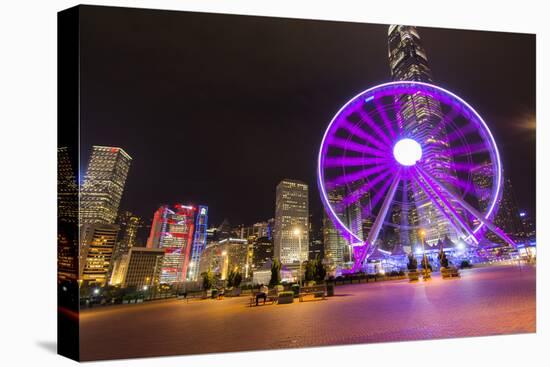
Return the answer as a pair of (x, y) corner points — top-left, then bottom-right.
(36, 340), (57, 354)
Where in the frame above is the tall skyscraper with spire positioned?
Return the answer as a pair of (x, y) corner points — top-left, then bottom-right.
(387, 25), (461, 246)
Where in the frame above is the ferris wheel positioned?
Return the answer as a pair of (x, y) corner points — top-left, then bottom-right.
(317, 81), (516, 271)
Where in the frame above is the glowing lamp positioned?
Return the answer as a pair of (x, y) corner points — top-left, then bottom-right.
(393, 138), (422, 166)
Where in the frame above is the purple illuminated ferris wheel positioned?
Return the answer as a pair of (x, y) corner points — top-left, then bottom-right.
(317, 81), (516, 271)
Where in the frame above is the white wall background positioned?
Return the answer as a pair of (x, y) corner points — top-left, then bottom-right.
(0, 1), (547, 366)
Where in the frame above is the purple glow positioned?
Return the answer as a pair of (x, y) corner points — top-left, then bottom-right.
(318, 81), (506, 270)
(328, 163), (391, 186)
(393, 138), (422, 166)
(340, 120), (389, 151)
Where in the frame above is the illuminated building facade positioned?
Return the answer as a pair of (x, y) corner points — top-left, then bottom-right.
(274, 179), (309, 265)
(110, 247), (164, 289)
(113, 211), (143, 261)
(473, 163), (526, 243)
(58, 147), (79, 282)
(472, 162), (494, 213)
(252, 236), (273, 271)
(309, 239), (324, 261)
(80, 146), (132, 224)
(220, 238), (249, 279)
(187, 205), (208, 281)
(494, 179), (524, 240)
(323, 187), (362, 271)
(58, 147), (79, 223)
(239, 221), (271, 239)
(147, 204), (196, 283)
(79, 223), (119, 286)
(198, 238), (250, 279)
(388, 25), (460, 246)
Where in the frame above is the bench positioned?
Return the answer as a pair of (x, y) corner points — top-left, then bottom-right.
(299, 285), (327, 302)
(249, 290), (278, 307)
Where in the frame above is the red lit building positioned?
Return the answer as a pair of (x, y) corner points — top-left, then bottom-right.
(147, 205), (196, 283)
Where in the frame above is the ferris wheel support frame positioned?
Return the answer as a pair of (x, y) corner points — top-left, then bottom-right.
(416, 166), (517, 248)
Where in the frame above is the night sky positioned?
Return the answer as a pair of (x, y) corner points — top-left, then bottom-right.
(79, 5), (536, 228)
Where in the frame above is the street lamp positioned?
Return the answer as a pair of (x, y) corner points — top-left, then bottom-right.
(293, 228), (303, 287)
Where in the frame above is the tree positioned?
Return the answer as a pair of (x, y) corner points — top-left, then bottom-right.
(305, 261), (315, 282)
(269, 259), (281, 287)
(407, 253), (418, 271)
(201, 269), (214, 290)
(421, 255), (432, 271)
(314, 256), (327, 282)
(226, 270), (236, 288)
(234, 272), (242, 288)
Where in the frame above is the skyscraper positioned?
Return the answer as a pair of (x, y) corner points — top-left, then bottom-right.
(79, 223), (119, 286)
(323, 186), (363, 271)
(472, 163), (525, 243)
(58, 147), (79, 282)
(494, 178), (524, 240)
(113, 211), (143, 261)
(388, 25), (460, 246)
(187, 205), (208, 281)
(273, 179), (309, 265)
(252, 236), (274, 270)
(147, 204), (196, 283)
(58, 147), (79, 223)
(80, 146), (132, 225)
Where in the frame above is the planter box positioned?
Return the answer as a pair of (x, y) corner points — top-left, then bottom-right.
(441, 267), (460, 278)
(408, 271), (420, 282)
(421, 269), (432, 280)
(278, 293), (294, 304)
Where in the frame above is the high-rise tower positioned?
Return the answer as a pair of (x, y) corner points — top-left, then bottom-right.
(147, 204), (196, 283)
(273, 179), (309, 265)
(187, 205), (208, 281)
(80, 146), (132, 224)
(388, 25), (461, 246)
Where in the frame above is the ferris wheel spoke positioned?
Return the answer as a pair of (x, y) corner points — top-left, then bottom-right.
(447, 142), (490, 157)
(450, 161), (479, 173)
(340, 120), (390, 151)
(323, 156), (391, 168)
(445, 123), (479, 144)
(373, 100), (397, 139)
(425, 107), (461, 140)
(416, 166), (517, 248)
(362, 170), (398, 218)
(357, 109), (393, 147)
(327, 137), (388, 158)
(338, 169), (394, 208)
(410, 167), (476, 242)
(365, 170), (402, 246)
(400, 175), (410, 227)
(328, 163), (392, 186)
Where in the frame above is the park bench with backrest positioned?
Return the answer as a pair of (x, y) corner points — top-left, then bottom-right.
(299, 284), (327, 302)
(249, 288), (279, 307)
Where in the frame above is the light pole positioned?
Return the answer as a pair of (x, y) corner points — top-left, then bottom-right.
(294, 228), (303, 287)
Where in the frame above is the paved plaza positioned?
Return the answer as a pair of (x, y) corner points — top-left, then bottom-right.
(79, 264), (536, 361)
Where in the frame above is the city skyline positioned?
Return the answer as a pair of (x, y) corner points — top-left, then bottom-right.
(56, 6), (537, 362)
(79, 7), (535, 227)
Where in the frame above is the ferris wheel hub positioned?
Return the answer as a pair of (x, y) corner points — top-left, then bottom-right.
(393, 138), (422, 166)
